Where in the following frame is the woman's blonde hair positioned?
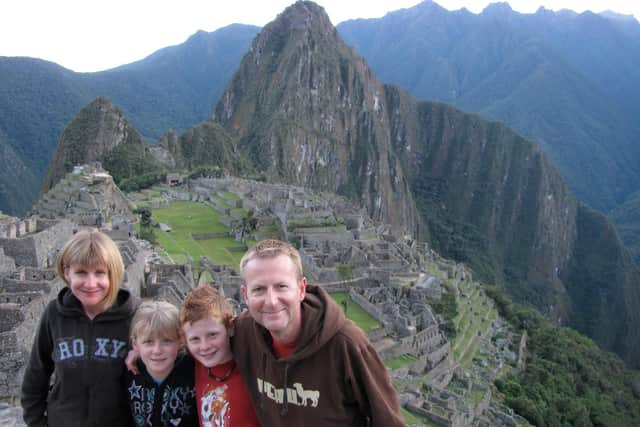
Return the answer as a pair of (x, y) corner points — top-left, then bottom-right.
(130, 300), (181, 342)
(56, 230), (124, 309)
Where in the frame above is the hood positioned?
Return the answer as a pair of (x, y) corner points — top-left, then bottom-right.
(56, 287), (138, 321)
(288, 284), (347, 361)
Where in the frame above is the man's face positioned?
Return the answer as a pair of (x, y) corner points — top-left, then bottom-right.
(242, 254), (306, 343)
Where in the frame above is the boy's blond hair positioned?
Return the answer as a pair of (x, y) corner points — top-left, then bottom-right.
(56, 230), (125, 309)
(239, 239), (303, 279)
(130, 300), (181, 341)
(180, 286), (233, 328)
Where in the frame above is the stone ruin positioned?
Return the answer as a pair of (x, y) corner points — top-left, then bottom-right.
(30, 162), (134, 226)
(144, 263), (194, 306)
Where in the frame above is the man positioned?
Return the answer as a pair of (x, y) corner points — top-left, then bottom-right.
(233, 239), (404, 426)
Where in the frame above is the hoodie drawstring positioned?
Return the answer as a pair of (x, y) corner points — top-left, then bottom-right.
(281, 363), (290, 416)
(258, 353), (266, 411)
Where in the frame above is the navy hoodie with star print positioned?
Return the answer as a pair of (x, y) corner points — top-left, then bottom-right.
(125, 354), (197, 427)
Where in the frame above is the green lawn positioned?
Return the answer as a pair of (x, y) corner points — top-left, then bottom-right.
(385, 354), (417, 370)
(221, 191), (240, 201)
(330, 292), (382, 331)
(152, 201), (245, 267)
(401, 407), (441, 426)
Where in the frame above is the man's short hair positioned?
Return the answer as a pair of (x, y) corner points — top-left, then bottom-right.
(239, 239), (303, 280)
(179, 285), (233, 328)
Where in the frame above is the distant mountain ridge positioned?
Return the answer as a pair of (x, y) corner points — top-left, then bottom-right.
(337, 0), (640, 215)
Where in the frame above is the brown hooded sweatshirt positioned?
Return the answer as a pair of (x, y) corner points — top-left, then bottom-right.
(233, 284), (404, 426)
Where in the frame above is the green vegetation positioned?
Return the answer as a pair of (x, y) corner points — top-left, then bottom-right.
(487, 286), (640, 427)
(336, 263), (353, 280)
(330, 292), (381, 331)
(428, 283), (457, 339)
(400, 407), (440, 426)
(133, 206), (156, 243)
(101, 140), (166, 192)
(287, 216), (338, 230)
(385, 354), (417, 370)
(451, 282), (497, 367)
(152, 201), (245, 267)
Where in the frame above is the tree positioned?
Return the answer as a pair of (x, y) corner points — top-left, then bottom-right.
(232, 210), (258, 241)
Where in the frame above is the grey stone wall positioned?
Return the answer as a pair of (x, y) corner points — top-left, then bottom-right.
(1, 278), (63, 400)
(0, 248), (15, 274)
(121, 239), (147, 298)
(0, 220), (73, 268)
(348, 289), (386, 324)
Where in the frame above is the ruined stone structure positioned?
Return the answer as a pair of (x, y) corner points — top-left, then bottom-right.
(31, 162), (134, 226)
(144, 263), (194, 306)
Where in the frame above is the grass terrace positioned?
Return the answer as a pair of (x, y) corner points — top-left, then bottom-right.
(385, 354), (417, 370)
(401, 407), (441, 427)
(451, 281), (498, 367)
(152, 201), (247, 268)
(330, 292), (382, 331)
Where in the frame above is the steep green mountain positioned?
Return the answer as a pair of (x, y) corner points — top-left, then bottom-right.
(611, 192), (640, 264)
(337, 1), (640, 215)
(0, 58), (94, 215)
(212, 2), (418, 234)
(41, 97), (164, 193)
(488, 287), (640, 426)
(0, 24), (258, 215)
(157, 122), (249, 173)
(206, 1), (640, 367)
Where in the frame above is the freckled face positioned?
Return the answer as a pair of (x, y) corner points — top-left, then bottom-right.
(182, 317), (232, 368)
(242, 254), (306, 343)
(65, 263), (110, 318)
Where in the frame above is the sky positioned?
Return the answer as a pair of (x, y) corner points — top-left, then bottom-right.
(1, 0), (638, 72)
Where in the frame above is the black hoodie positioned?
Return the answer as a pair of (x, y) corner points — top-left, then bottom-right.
(21, 287), (139, 427)
(125, 354), (197, 427)
(233, 284), (404, 426)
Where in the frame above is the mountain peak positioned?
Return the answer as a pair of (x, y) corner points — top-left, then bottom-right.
(482, 2), (514, 16)
(271, 1), (334, 34)
(212, 0), (418, 234)
(40, 97), (144, 193)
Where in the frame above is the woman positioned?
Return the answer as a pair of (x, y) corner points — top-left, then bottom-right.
(21, 230), (139, 427)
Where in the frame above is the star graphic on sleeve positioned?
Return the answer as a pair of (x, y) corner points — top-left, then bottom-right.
(128, 380), (142, 400)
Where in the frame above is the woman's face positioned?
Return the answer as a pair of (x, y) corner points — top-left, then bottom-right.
(64, 263), (111, 318)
